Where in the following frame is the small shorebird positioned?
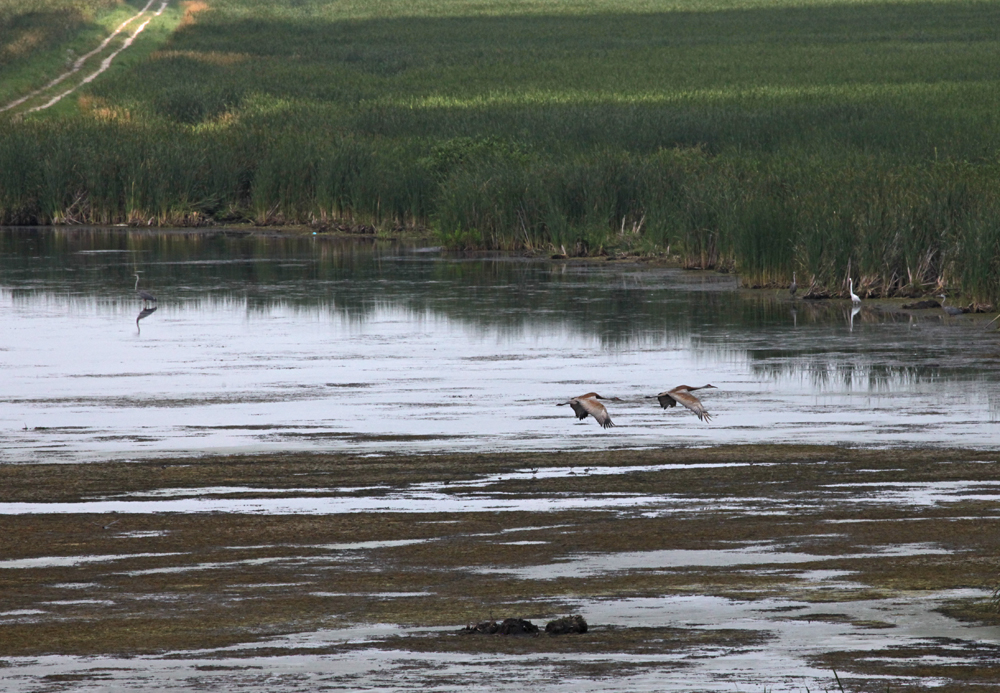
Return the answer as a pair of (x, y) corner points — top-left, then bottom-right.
(652, 384), (716, 423)
(557, 392), (621, 429)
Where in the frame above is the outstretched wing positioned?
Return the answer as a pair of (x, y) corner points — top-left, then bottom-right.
(575, 397), (615, 428)
(655, 392), (678, 409)
(670, 390), (712, 423)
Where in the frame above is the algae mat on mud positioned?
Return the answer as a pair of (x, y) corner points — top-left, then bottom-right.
(1, 445), (1000, 690)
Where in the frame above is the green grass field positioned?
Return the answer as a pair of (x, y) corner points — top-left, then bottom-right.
(2, 0), (1000, 300)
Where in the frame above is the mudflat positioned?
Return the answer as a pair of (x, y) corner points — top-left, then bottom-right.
(1, 445), (999, 690)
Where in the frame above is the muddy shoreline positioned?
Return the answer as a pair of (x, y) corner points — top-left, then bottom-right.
(2, 445), (999, 690)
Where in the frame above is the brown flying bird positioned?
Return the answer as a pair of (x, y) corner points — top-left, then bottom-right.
(557, 392), (622, 429)
(652, 384), (716, 423)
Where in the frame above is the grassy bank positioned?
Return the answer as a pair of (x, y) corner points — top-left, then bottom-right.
(2, 0), (1000, 300)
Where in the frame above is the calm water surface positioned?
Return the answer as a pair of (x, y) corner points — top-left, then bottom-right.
(2, 227), (999, 462)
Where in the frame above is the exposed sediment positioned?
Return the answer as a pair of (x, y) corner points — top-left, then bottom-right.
(1, 445), (999, 689)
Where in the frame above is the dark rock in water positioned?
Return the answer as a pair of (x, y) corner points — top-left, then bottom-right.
(498, 617), (538, 635)
(464, 620), (500, 634)
(463, 618), (539, 635)
(545, 614), (588, 635)
(902, 300), (942, 309)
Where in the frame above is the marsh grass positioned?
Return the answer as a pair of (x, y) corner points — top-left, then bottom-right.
(2, 0), (1000, 299)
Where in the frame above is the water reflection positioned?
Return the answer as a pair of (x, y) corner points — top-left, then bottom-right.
(136, 306), (157, 335)
(750, 360), (938, 393)
(2, 227), (1000, 461)
(0, 227), (745, 348)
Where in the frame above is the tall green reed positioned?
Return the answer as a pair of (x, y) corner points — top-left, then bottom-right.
(3, 116), (1000, 302)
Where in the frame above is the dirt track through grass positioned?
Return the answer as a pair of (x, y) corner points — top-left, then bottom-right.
(0, 0), (162, 114)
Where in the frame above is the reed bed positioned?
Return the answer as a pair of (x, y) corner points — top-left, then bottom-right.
(2, 0), (1000, 301)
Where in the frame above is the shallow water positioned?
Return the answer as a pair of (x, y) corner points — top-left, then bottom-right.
(2, 445), (999, 690)
(5, 459), (1000, 517)
(2, 227), (999, 462)
(0, 590), (993, 692)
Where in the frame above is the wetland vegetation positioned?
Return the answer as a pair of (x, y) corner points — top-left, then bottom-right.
(2, 0), (1000, 300)
(4, 230), (1000, 687)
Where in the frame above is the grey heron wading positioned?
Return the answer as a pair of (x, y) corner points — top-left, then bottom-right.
(938, 295), (964, 316)
(134, 274), (156, 306)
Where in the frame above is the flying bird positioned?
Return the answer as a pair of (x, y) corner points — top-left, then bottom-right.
(652, 384), (716, 422)
(557, 392), (621, 429)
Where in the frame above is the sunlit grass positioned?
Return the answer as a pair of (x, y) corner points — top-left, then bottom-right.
(404, 79), (999, 110)
(2, 0), (1000, 299)
(0, 1), (153, 101)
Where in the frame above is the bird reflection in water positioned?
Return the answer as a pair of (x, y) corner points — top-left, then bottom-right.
(849, 303), (861, 332)
(136, 306), (157, 334)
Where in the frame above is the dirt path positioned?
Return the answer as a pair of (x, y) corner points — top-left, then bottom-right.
(0, 0), (169, 115)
